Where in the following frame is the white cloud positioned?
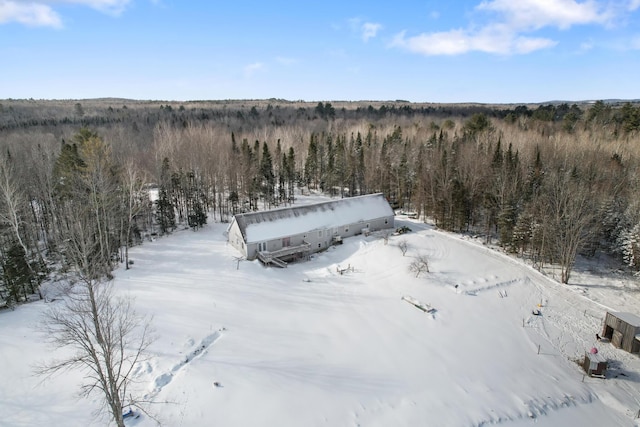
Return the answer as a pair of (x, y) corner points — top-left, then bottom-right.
(0, 0), (131, 27)
(244, 62), (265, 77)
(391, 29), (469, 56)
(391, 25), (556, 55)
(477, 0), (608, 30)
(361, 22), (381, 41)
(41, 0), (132, 14)
(629, 0), (640, 11)
(81, 0), (129, 12)
(0, 1), (62, 27)
(511, 35), (558, 53)
(348, 17), (382, 42)
(391, 0), (615, 56)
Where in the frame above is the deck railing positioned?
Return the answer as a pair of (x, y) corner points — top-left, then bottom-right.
(263, 242), (311, 259)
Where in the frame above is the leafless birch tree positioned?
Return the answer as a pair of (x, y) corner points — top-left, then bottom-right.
(36, 130), (155, 426)
(38, 279), (154, 427)
(120, 161), (148, 269)
(542, 167), (598, 284)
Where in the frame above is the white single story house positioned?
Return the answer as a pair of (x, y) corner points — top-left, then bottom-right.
(227, 193), (395, 264)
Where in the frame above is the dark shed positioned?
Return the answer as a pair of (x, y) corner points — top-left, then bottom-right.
(602, 311), (640, 354)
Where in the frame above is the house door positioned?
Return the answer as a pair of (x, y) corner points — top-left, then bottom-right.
(282, 237), (290, 247)
(258, 242), (267, 252)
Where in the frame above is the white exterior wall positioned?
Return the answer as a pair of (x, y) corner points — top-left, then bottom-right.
(227, 220), (247, 258)
(227, 194), (395, 261)
(247, 242), (259, 260)
(238, 214), (394, 260)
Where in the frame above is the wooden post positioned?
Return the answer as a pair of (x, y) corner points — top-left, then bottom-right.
(522, 318), (525, 327)
(537, 344), (541, 355)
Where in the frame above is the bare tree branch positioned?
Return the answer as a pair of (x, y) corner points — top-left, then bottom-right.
(398, 239), (409, 256)
(36, 280), (155, 427)
(409, 254), (430, 277)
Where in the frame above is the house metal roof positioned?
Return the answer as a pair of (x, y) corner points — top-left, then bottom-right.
(585, 351), (606, 363)
(611, 312), (640, 328)
(232, 193), (394, 243)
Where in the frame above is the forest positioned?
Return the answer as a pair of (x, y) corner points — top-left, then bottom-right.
(1, 97), (640, 306)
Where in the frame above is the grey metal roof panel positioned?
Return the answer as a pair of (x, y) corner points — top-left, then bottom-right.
(611, 312), (640, 327)
(233, 193), (394, 243)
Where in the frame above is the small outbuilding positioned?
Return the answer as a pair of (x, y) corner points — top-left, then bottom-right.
(582, 349), (607, 377)
(601, 311), (640, 354)
(227, 193), (395, 265)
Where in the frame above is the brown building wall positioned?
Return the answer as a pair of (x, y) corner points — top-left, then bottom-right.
(603, 312), (640, 353)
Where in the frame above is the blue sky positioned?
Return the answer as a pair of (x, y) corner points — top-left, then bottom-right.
(2, 0), (640, 103)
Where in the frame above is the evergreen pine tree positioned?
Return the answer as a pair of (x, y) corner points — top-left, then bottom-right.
(286, 147), (296, 202)
(260, 142), (275, 206)
(1, 241), (34, 304)
(304, 135), (319, 189)
(157, 158), (175, 234)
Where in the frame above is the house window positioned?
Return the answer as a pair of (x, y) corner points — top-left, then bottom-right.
(318, 243), (321, 248)
(384, 219), (388, 224)
(282, 237), (290, 247)
(345, 226), (349, 233)
(318, 230), (323, 238)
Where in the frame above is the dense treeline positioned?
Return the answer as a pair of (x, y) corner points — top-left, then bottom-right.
(1, 98), (640, 306)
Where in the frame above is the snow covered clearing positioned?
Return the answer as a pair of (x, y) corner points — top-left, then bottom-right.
(2, 208), (640, 426)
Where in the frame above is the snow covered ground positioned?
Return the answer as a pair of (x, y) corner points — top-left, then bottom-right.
(2, 203), (640, 426)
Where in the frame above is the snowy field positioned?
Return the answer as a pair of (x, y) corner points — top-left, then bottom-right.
(3, 204), (640, 426)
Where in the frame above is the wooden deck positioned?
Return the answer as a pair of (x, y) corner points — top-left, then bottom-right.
(257, 242), (311, 267)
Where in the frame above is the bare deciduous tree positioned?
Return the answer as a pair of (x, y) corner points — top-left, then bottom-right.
(0, 153), (42, 301)
(409, 254), (430, 277)
(398, 239), (409, 256)
(541, 167), (598, 284)
(120, 160), (148, 269)
(37, 279), (154, 427)
(37, 132), (156, 426)
(383, 230), (392, 245)
(0, 154), (30, 256)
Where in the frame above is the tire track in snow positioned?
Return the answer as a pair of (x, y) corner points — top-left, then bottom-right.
(426, 227), (610, 359)
(146, 331), (222, 398)
(419, 231), (450, 261)
(475, 393), (595, 426)
(460, 276), (527, 296)
(525, 275), (606, 360)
